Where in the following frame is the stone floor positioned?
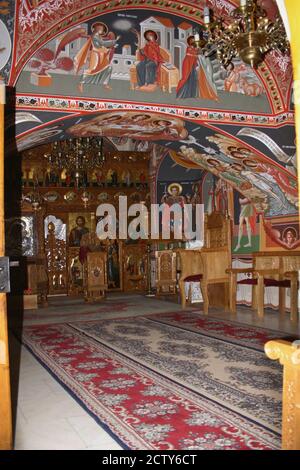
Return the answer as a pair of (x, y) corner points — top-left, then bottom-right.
(10, 293), (300, 450)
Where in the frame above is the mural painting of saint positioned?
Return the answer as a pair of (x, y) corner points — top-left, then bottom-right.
(69, 216), (90, 247)
(234, 197), (256, 252)
(161, 183), (187, 235)
(283, 228), (298, 248)
(107, 240), (120, 288)
(176, 36), (218, 101)
(75, 22), (120, 93)
(134, 30), (165, 91)
(263, 220), (300, 250)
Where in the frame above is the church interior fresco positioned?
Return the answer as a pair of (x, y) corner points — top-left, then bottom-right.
(0, 0), (299, 253)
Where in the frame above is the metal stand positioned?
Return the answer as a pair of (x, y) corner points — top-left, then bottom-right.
(145, 242), (155, 297)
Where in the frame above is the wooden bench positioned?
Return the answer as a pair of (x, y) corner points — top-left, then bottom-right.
(228, 251), (300, 322)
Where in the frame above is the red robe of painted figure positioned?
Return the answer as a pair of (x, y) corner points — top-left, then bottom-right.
(139, 40), (164, 82)
(176, 46), (198, 94)
(142, 41), (164, 64)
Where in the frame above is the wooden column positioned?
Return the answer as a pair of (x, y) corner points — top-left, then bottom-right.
(274, 6), (300, 449)
(285, 1), (300, 207)
(0, 83), (12, 450)
(265, 340), (300, 450)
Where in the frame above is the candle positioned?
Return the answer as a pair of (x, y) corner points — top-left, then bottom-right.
(240, 0), (247, 6)
(194, 33), (200, 41)
(204, 6), (210, 24)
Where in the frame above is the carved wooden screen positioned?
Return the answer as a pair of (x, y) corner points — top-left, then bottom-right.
(155, 250), (177, 294)
(123, 243), (148, 292)
(204, 212), (231, 251)
(84, 252), (107, 301)
(44, 216), (67, 294)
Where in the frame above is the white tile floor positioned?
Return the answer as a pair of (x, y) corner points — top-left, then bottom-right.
(14, 345), (122, 450)
(12, 295), (300, 450)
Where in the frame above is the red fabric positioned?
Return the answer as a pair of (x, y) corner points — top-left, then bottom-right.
(267, 168), (298, 198)
(142, 41), (164, 64)
(238, 278), (294, 288)
(184, 274), (203, 282)
(79, 246), (91, 264)
(176, 47), (198, 93)
(249, 207), (257, 235)
(141, 41), (164, 83)
(238, 278), (257, 286)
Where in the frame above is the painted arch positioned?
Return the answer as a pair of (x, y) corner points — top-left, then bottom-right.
(0, 0), (298, 233)
(10, 108), (298, 219)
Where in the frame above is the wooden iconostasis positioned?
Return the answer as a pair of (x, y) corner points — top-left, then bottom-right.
(5, 142), (151, 297)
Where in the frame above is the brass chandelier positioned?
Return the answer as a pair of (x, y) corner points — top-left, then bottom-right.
(197, 0), (290, 69)
(44, 137), (105, 187)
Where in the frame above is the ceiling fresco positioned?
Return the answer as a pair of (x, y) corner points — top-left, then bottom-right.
(15, 9), (272, 113)
(213, 123), (296, 175)
(9, 109), (298, 220)
(3, 1), (291, 113)
(0, 0), (297, 225)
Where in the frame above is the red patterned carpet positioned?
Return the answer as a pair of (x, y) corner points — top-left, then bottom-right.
(22, 311), (292, 450)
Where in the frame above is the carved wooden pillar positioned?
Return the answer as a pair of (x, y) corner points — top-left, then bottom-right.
(265, 340), (300, 450)
(0, 83), (12, 449)
(45, 222), (67, 294)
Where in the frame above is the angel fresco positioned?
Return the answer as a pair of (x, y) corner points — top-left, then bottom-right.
(55, 22), (120, 93)
(202, 134), (299, 215)
(236, 128), (297, 175)
(176, 36), (218, 101)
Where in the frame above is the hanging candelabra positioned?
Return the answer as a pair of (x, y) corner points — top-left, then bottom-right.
(200, 1), (289, 69)
(44, 137), (105, 188)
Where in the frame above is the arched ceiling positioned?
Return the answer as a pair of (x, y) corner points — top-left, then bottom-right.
(10, 109), (297, 219)
(0, 0), (296, 217)
(4, 0), (292, 113)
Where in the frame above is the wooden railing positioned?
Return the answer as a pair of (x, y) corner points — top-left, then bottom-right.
(265, 340), (300, 450)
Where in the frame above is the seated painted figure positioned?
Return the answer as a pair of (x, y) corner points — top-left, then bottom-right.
(136, 30), (165, 88)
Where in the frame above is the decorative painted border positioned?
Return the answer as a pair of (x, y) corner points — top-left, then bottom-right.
(15, 94), (295, 127)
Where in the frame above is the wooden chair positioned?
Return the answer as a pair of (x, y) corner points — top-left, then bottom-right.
(130, 48), (179, 93)
(177, 212), (232, 313)
(228, 251), (300, 323)
(84, 251), (108, 302)
(265, 339), (300, 450)
(26, 256), (48, 308)
(155, 250), (177, 295)
(123, 243), (148, 292)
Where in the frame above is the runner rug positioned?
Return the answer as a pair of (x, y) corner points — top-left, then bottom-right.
(22, 311), (293, 450)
